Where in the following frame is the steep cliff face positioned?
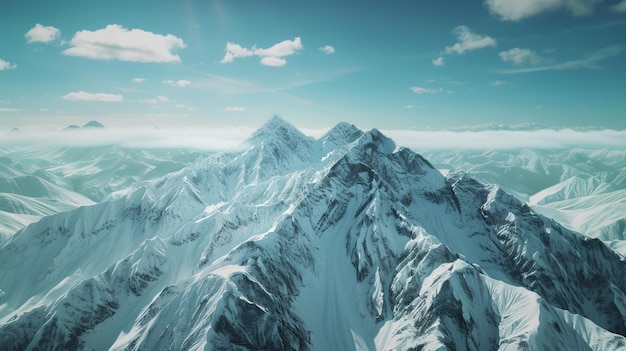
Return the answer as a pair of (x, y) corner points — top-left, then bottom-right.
(1, 117), (625, 350)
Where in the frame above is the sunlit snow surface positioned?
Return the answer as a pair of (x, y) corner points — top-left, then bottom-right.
(1, 117), (626, 350)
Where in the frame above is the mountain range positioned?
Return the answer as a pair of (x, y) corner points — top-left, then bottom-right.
(423, 148), (626, 254)
(1, 117), (625, 350)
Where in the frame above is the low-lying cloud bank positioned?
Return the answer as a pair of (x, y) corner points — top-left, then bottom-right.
(2, 127), (254, 151)
(3, 127), (626, 151)
(383, 129), (626, 150)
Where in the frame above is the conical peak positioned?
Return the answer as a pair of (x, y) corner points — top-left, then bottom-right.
(83, 120), (105, 128)
(247, 116), (306, 143)
(359, 128), (396, 154)
(320, 122), (363, 148)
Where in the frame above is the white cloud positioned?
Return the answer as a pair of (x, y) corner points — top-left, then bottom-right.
(496, 45), (622, 73)
(221, 37), (303, 67)
(499, 48), (542, 65)
(157, 96), (170, 102)
(612, 0), (626, 12)
(0, 59), (17, 71)
(444, 26), (496, 55)
(63, 24), (185, 63)
(62, 91), (124, 102)
(0, 108), (22, 112)
(224, 106), (247, 112)
(260, 56), (287, 67)
(176, 79), (191, 87)
(25, 24), (60, 43)
(132, 78), (145, 83)
(163, 79), (191, 87)
(485, 0), (602, 21)
(320, 45), (335, 54)
(411, 86), (443, 94)
(432, 57), (445, 66)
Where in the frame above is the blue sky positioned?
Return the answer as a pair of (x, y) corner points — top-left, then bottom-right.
(1, 0), (625, 131)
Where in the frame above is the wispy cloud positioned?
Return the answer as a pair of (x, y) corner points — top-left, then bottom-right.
(499, 48), (542, 65)
(139, 96), (170, 104)
(496, 45), (622, 73)
(0, 108), (23, 112)
(132, 78), (145, 83)
(163, 79), (191, 87)
(62, 91), (124, 102)
(223, 106), (247, 112)
(221, 37), (303, 67)
(0, 59), (17, 71)
(411, 86), (443, 94)
(485, 0), (601, 21)
(319, 45), (335, 54)
(63, 24), (186, 63)
(489, 80), (509, 86)
(25, 24), (60, 43)
(444, 25), (496, 55)
(612, 0), (626, 13)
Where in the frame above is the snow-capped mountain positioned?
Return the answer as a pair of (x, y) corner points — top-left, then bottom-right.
(422, 149), (626, 253)
(0, 145), (204, 240)
(2, 116), (626, 350)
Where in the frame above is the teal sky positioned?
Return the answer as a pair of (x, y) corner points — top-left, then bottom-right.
(1, 0), (625, 131)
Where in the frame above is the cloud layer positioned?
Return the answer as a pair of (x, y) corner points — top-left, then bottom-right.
(221, 37), (303, 67)
(62, 91), (124, 102)
(485, 0), (602, 21)
(62, 24), (186, 63)
(25, 24), (61, 43)
(386, 129), (626, 150)
(3, 126), (625, 151)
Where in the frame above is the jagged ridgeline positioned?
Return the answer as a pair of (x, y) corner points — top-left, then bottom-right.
(1, 116), (626, 350)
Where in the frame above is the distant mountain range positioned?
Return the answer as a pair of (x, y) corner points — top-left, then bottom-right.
(0, 145), (203, 240)
(423, 148), (626, 254)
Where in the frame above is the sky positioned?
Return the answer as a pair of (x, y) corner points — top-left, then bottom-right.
(1, 0), (626, 133)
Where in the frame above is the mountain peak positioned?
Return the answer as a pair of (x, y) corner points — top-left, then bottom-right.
(83, 120), (105, 128)
(320, 122), (363, 149)
(359, 128), (396, 154)
(247, 116), (307, 144)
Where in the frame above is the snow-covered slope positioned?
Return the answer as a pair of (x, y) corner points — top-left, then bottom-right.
(2, 117), (626, 350)
(0, 145), (204, 240)
(423, 149), (626, 250)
